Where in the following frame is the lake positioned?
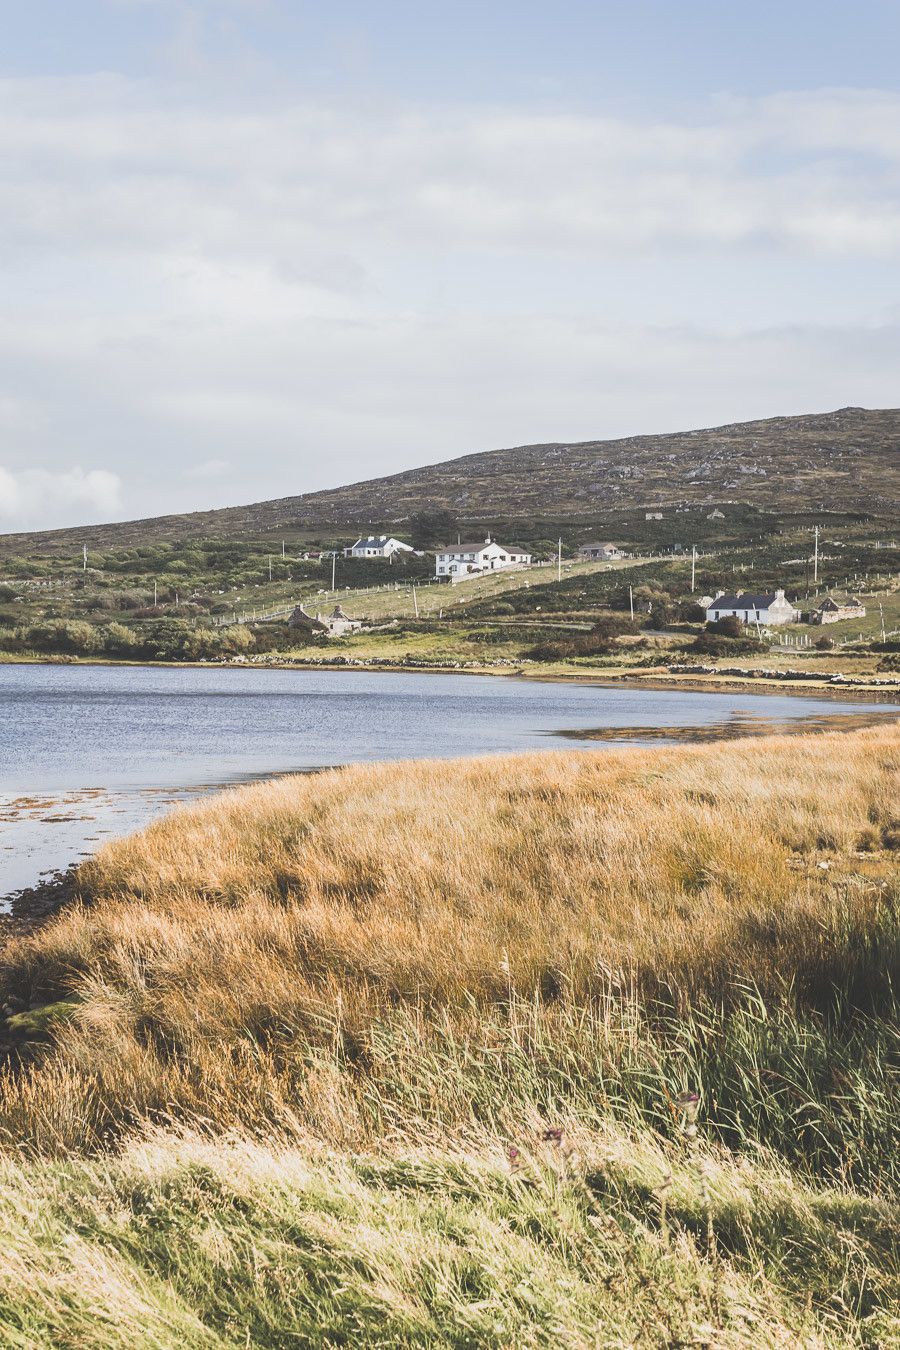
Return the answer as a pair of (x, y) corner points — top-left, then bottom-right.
(1, 662), (895, 899)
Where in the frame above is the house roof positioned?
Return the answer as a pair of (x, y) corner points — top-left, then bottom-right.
(708, 593), (782, 610)
(353, 535), (395, 548)
(439, 541), (493, 552)
(578, 541), (619, 550)
(437, 541), (529, 555)
(289, 604), (327, 630)
(815, 595), (864, 610)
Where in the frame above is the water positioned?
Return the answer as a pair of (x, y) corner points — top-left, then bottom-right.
(1, 663), (894, 898)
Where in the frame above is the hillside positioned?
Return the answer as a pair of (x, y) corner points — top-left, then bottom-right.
(1, 405), (897, 554)
(296, 404), (900, 524)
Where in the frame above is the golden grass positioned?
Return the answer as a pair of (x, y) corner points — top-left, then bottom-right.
(1, 727), (899, 1343)
(0, 723), (896, 1160)
(69, 722), (898, 1002)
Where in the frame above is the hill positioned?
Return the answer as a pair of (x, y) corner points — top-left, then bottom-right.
(1, 405), (898, 554)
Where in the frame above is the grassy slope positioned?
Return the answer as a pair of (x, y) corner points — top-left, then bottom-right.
(0, 727), (898, 1346)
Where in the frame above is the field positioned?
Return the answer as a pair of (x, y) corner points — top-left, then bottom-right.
(0, 516), (897, 692)
(0, 725), (898, 1345)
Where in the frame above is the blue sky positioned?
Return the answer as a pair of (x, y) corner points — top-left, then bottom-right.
(1, 0), (898, 528)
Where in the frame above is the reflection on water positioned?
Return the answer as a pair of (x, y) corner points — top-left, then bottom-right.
(558, 709), (895, 743)
(1, 663), (896, 901)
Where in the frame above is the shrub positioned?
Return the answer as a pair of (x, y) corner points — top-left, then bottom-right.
(688, 631), (765, 657)
(101, 622), (138, 655)
(525, 629), (626, 662)
(24, 619), (101, 655)
(708, 615), (744, 638)
(217, 625), (254, 656)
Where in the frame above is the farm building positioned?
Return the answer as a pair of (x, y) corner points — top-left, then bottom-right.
(435, 538), (531, 582)
(810, 596), (867, 624)
(288, 603), (362, 637)
(322, 604), (363, 635)
(345, 535), (414, 559)
(577, 542), (625, 561)
(288, 604), (327, 633)
(706, 590), (799, 626)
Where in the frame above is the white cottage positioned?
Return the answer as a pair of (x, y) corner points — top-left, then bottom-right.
(435, 537), (531, 582)
(706, 590), (799, 626)
(345, 535), (414, 559)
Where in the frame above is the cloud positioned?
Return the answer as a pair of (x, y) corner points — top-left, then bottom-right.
(0, 467), (122, 528)
(0, 74), (898, 529)
(0, 79), (898, 264)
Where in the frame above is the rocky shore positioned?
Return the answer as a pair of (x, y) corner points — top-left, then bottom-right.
(669, 663), (900, 688)
(1, 866), (83, 938)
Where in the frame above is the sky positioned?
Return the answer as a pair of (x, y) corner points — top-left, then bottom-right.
(1, 0), (899, 530)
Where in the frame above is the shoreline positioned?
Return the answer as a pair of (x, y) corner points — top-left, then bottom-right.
(2, 651), (899, 704)
(0, 867), (83, 939)
(3, 704), (898, 929)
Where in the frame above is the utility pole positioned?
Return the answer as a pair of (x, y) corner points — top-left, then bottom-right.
(880, 602), (886, 642)
(813, 525), (819, 585)
(332, 551), (337, 592)
(691, 544), (697, 593)
(557, 538), (562, 584)
(268, 556), (273, 583)
(82, 544), (87, 572)
(281, 540), (285, 560)
(412, 585), (419, 619)
(153, 580), (157, 608)
(629, 584), (634, 622)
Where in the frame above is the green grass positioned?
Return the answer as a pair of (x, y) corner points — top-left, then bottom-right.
(2, 1119), (898, 1348)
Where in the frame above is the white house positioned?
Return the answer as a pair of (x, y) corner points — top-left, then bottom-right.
(577, 541), (624, 561)
(435, 538), (532, 582)
(706, 590), (799, 626)
(345, 535), (414, 559)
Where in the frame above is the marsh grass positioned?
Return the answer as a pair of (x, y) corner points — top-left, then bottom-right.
(0, 725), (898, 1345)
